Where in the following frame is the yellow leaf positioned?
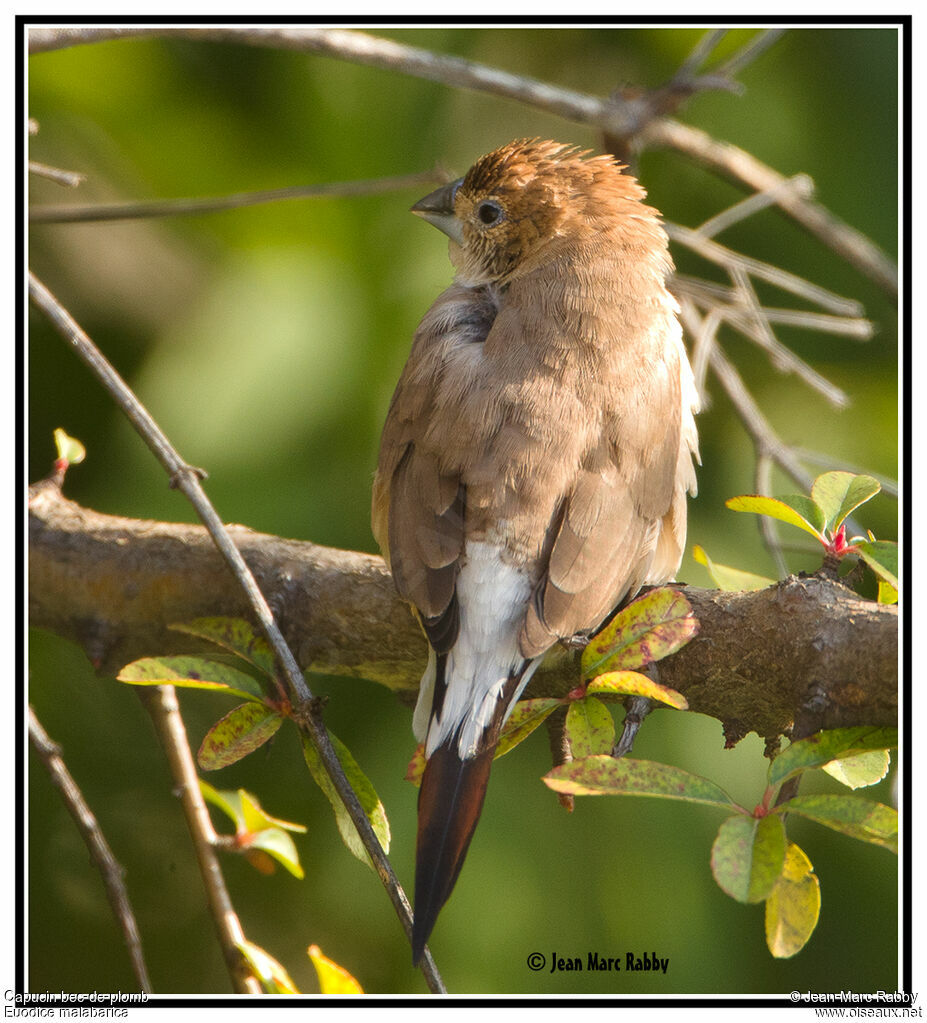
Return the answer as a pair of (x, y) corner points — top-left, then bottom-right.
(588, 670), (688, 710)
(307, 945), (364, 994)
(765, 843), (821, 958)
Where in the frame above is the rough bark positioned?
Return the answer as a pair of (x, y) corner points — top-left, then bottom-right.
(29, 481), (897, 746)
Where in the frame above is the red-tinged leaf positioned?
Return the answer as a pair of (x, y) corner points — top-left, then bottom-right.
(768, 727), (897, 788)
(778, 795), (897, 853)
(237, 939), (299, 994)
(117, 655), (266, 702)
(244, 849), (277, 875)
(726, 494), (825, 541)
(581, 587), (699, 678)
(856, 540), (898, 588)
(765, 842), (821, 958)
(495, 698), (563, 758)
(588, 670), (688, 710)
(543, 756), (739, 809)
(711, 814), (786, 904)
(405, 743), (426, 787)
(197, 703), (283, 770)
(692, 544), (774, 592)
(565, 697), (615, 758)
(170, 617), (276, 678)
(307, 945), (363, 994)
(245, 827), (304, 879)
(810, 472), (880, 533)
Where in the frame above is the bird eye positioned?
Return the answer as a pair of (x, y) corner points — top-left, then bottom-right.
(476, 200), (504, 226)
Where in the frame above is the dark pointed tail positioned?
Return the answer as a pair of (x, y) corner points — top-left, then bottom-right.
(411, 741), (495, 964)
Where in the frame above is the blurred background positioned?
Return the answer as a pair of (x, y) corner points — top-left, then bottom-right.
(28, 27), (898, 995)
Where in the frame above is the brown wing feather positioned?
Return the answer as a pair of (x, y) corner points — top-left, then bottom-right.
(519, 338), (692, 658)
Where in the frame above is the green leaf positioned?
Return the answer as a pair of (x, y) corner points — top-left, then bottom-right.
(543, 756), (740, 809)
(301, 732), (390, 868)
(855, 540), (899, 588)
(170, 617), (277, 678)
(765, 842), (821, 958)
(711, 813), (787, 904)
(822, 749), (891, 789)
(246, 827), (305, 879)
(307, 945), (364, 994)
(237, 789), (306, 835)
(565, 697), (615, 757)
(199, 779), (245, 829)
(768, 727), (898, 789)
(779, 794), (897, 852)
(810, 471), (881, 532)
(587, 670), (688, 709)
(53, 427), (86, 464)
(581, 587), (699, 678)
(877, 580), (898, 604)
(495, 698), (562, 758)
(197, 703), (283, 770)
(725, 494), (825, 541)
(237, 939), (300, 994)
(691, 544), (775, 592)
(117, 656), (266, 702)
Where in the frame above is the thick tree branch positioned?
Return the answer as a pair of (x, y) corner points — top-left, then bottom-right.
(29, 484), (897, 747)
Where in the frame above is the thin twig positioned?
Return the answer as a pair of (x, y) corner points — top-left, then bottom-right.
(29, 707), (153, 993)
(713, 28), (787, 78)
(27, 25), (897, 296)
(27, 271), (446, 994)
(675, 29), (729, 81)
(728, 262), (849, 407)
(672, 275), (873, 339)
(791, 448), (899, 499)
(696, 173), (814, 239)
(667, 221), (864, 316)
(646, 118), (898, 296)
(29, 169), (445, 224)
(707, 342), (814, 492)
(138, 686), (261, 994)
(29, 160), (85, 188)
(754, 454), (789, 576)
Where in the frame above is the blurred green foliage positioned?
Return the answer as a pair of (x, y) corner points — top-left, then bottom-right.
(28, 27), (897, 995)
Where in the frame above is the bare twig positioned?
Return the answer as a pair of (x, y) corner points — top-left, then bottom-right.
(667, 221), (864, 316)
(29, 160), (85, 188)
(696, 173), (814, 239)
(645, 118), (897, 296)
(791, 448), (899, 499)
(29, 707), (152, 993)
(706, 341), (814, 492)
(27, 25), (897, 295)
(138, 686), (261, 994)
(27, 271), (446, 993)
(29, 169), (445, 224)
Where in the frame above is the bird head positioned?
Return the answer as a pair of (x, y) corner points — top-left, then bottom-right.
(411, 138), (653, 287)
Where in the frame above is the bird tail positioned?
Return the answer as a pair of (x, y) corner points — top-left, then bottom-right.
(412, 737), (495, 965)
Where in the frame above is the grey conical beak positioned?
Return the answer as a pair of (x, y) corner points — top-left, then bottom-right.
(411, 178), (465, 245)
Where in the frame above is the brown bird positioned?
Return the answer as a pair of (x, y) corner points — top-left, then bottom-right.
(372, 139), (699, 962)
